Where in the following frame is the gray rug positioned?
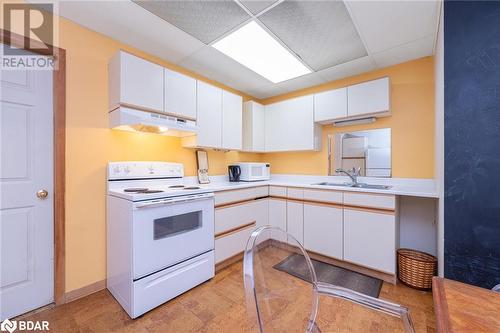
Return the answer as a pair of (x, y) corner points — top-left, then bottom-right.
(273, 254), (383, 298)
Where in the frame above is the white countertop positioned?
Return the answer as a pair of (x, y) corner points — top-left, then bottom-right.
(185, 174), (438, 198)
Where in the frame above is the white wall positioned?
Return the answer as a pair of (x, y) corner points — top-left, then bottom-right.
(435, 2), (445, 276)
(399, 197), (437, 255)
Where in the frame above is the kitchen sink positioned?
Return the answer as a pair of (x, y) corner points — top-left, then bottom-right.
(312, 182), (392, 190)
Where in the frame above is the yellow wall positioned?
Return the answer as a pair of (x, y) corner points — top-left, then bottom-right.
(260, 57), (435, 178)
(56, 17), (262, 292)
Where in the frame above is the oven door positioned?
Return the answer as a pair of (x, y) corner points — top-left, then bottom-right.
(132, 193), (214, 279)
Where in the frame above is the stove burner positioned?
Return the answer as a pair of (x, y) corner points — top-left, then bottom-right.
(123, 188), (164, 194)
(168, 185), (185, 188)
(141, 190), (164, 194)
(124, 188), (148, 192)
(184, 186), (201, 190)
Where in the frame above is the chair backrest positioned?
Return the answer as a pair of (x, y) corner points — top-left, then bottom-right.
(243, 226), (319, 333)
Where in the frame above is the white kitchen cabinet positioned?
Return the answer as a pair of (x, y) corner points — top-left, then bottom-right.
(183, 81), (222, 148)
(265, 95), (321, 152)
(108, 51), (164, 112)
(314, 87), (347, 122)
(164, 68), (197, 120)
(222, 90), (243, 150)
(268, 198), (287, 242)
(303, 203), (343, 260)
(287, 200), (304, 245)
(343, 208), (396, 274)
(242, 101), (266, 152)
(347, 77), (390, 117)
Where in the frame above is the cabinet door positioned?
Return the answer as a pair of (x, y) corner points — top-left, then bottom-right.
(164, 68), (197, 119)
(314, 87), (347, 122)
(303, 203), (343, 260)
(118, 52), (164, 112)
(287, 200), (304, 245)
(343, 208), (396, 274)
(268, 198), (287, 242)
(222, 90), (242, 150)
(196, 81), (222, 148)
(347, 77), (390, 117)
(265, 95), (314, 152)
(254, 199), (269, 228)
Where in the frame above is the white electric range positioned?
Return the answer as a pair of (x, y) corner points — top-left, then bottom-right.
(107, 161), (215, 319)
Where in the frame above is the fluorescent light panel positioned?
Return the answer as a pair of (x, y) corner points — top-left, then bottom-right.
(212, 21), (311, 83)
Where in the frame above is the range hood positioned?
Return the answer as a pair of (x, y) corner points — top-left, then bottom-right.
(109, 107), (197, 137)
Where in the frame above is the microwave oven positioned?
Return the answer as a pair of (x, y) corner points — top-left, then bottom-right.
(236, 162), (270, 182)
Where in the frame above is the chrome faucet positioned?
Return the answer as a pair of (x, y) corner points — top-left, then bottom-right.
(335, 167), (361, 185)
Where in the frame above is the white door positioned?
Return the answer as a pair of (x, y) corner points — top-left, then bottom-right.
(221, 90), (242, 150)
(0, 65), (54, 319)
(196, 81), (222, 148)
(164, 68), (197, 119)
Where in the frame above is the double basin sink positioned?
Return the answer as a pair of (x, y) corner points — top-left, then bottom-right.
(313, 182), (392, 190)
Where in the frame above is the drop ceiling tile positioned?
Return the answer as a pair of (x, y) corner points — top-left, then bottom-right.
(273, 72), (326, 93)
(179, 46), (272, 93)
(316, 56), (376, 82)
(240, 0), (278, 15)
(133, 0), (251, 44)
(345, 0), (439, 53)
(58, 1), (204, 63)
(247, 84), (289, 99)
(371, 35), (435, 68)
(258, 0), (367, 71)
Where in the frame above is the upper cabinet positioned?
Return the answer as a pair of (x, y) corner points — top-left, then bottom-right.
(265, 95), (321, 152)
(222, 90), (243, 150)
(188, 81), (223, 148)
(314, 87), (347, 122)
(182, 82), (243, 150)
(311, 77), (391, 123)
(109, 51), (164, 112)
(164, 68), (197, 120)
(347, 77), (390, 118)
(242, 101), (266, 152)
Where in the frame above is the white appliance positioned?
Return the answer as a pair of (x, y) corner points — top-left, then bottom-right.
(366, 147), (391, 177)
(107, 161), (214, 318)
(236, 162), (270, 182)
(109, 107), (197, 137)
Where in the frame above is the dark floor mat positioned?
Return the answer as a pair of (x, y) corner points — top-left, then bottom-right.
(273, 253), (383, 298)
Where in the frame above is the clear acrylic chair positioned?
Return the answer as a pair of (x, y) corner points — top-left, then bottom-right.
(243, 226), (415, 333)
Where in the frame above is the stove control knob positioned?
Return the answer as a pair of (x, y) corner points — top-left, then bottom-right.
(148, 165), (154, 174)
(113, 166), (120, 174)
(124, 166), (131, 174)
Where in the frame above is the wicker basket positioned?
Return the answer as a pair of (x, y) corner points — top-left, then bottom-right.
(397, 248), (437, 290)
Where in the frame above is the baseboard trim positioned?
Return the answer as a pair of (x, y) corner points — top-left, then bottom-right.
(64, 279), (106, 303)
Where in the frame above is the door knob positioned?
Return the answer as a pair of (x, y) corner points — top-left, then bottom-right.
(37, 189), (49, 199)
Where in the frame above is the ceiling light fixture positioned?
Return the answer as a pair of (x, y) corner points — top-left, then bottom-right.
(212, 21), (311, 83)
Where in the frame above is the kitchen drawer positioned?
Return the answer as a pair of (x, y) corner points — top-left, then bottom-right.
(215, 224), (255, 264)
(215, 199), (268, 235)
(303, 188), (342, 204)
(343, 192), (395, 210)
(215, 186), (268, 206)
(133, 251), (214, 318)
(254, 185), (269, 198)
(287, 187), (304, 200)
(269, 185), (286, 197)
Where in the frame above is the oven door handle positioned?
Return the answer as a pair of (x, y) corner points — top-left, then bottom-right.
(135, 193), (213, 209)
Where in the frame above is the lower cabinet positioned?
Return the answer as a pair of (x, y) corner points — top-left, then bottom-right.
(303, 203), (343, 260)
(343, 208), (396, 274)
(287, 200), (304, 244)
(214, 198), (268, 264)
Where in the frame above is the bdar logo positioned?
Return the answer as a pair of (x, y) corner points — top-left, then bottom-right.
(0, 319), (17, 333)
